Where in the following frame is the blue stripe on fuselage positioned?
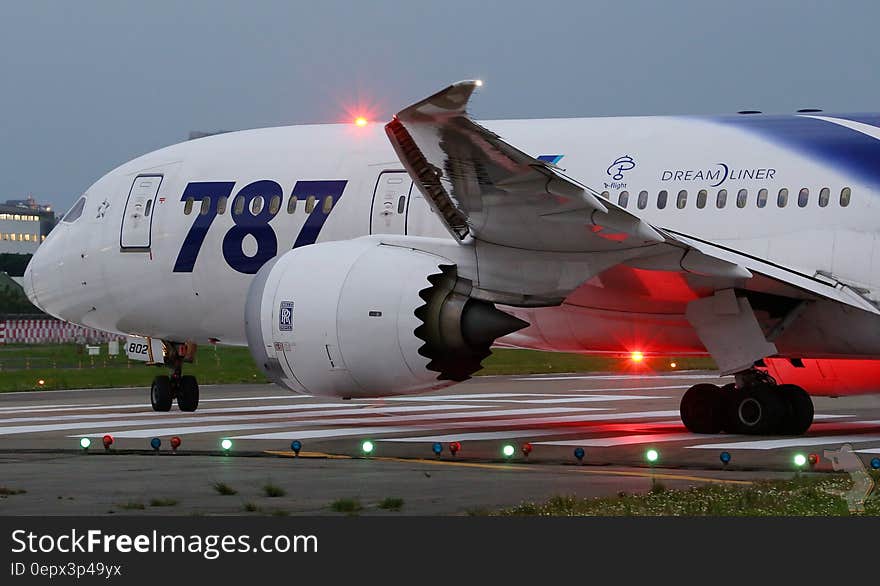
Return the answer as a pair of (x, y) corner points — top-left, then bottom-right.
(291, 180), (348, 249)
(710, 113), (880, 188)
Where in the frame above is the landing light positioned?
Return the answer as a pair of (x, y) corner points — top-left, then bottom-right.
(631, 351), (645, 363)
(502, 444), (516, 458)
(361, 440), (374, 455)
(354, 117), (368, 127)
(79, 437), (91, 450)
(646, 449), (659, 463)
(220, 438), (233, 452)
(793, 453), (807, 467)
(474, 79), (483, 87)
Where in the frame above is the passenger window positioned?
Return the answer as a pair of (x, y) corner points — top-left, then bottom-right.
(328, 196), (338, 214)
(305, 195), (316, 213)
(716, 189), (727, 209)
(200, 197), (210, 216)
(144, 199), (153, 217)
(183, 197), (194, 215)
(657, 190), (668, 209)
(840, 187), (851, 207)
(757, 188), (768, 208)
(818, 187), (830, 207)
(287, 195), (298, 214)
(798, 188), (809, 208)
(601, 191), (610, 199)
(62, 197), (86, 223)
(217, 196), (227, 215)
(233, 195), (245, 215)
(250, 196), (264, 215)
(676, 190), (687, 209)
(268, 195), (281, 215)
(736, 189), (748, 208)
(618, 191), (629, 208)
(637, 190), (648, 210)
(777, 188), (788, 208)
(696, 189), (707, 209)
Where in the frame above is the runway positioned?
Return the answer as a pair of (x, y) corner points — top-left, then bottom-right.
(2, 372), (880, 514)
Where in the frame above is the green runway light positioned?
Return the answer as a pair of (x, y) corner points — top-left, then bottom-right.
(793, 453), (807, 467)
(646, 449), (659, 463)
(220, 439), (233, 451)
(361, 440), (374, 454)
(502, 444), (516, 458)
(79, 437), (91, 450)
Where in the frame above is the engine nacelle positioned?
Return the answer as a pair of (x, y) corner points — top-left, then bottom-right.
(245, 238), (527, 397)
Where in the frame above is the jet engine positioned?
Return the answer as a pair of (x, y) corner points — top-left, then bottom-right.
(244, 238), (528, 397)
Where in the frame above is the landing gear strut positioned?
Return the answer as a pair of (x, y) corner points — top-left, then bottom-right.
(680, 368), (813, 435)
(150, 341), (200, 412)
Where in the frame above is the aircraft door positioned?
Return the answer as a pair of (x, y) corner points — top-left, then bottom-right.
(370, 170), (412, 235)
(120, 174), (162, 250)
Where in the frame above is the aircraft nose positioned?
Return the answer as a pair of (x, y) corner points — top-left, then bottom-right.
(23, 250), (43, 311)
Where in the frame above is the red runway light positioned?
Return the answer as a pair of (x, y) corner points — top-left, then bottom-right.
(170, 436), (182, 451)
(102, 434), (114, 450)
(808, 453), (819, 466)
(449, 441), (461, 457)
(521, 442), (533, 457)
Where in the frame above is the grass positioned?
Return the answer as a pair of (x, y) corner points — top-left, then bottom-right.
(263, 483), (286, 498)
(0, 343), (716, 393)
(213, 482), (238, 496)
(118, 502), (146, 510)
(243, 502), (260, 512)
(0, 487), (26, 496)
(495, 473), (880, 516)
(149, 498), (179, 507)
(377, 497), (404, 511)
(0, 343), (266, 392)
(330, 498), (363, 513)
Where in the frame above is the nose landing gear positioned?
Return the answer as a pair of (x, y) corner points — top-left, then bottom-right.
(149, 341), (200, 412)
(680, 369), (813, 435)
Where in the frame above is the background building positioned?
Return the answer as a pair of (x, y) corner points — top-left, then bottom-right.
(0, 196), (56, 254)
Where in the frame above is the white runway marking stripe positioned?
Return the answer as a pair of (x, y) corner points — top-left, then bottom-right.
(512, 375), (722, 381)
(230, 410), (683, 441)
(381, 429), (570, 442)
(688, 435), (880, 450)
(534, 433), (702, 447)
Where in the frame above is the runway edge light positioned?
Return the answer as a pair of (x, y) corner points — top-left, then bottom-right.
(150, 437), (161, 453)
(449, 441), (461, 457)
(432, 442), (443, 457)
(521, 442), (533, 458)
(720, 451), (731, 465)
(290, 440), (302, 456)
(361, 440), (374, 455)
(871, 457), (880, 470)
(502, 444), (516, 458)
(793, 453), (807, 468)
(170, 436), (182, 452)
(574, 447), (585, 463)
(102, 434), (114, 451)
(646, 449), (659, 463)
(220, 438), (233, 452)
(79, 437), (91, 451)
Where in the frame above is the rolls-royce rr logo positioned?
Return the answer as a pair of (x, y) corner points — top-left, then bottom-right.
(279, 301), (294, 331)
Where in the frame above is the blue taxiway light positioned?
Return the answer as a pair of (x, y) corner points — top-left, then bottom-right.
(871, 458), (880, 470)
(720, 451), (731, 464)
(150, 437), (161, 451)
(573, 447), (585, 461)
(290, 440), (302, 454)
(432, 442), (443, 455)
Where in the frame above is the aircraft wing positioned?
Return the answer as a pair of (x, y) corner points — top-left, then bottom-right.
(386, 80), (880, 316)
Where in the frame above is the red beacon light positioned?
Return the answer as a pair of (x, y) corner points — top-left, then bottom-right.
(170, 436), (182, 452)
(354, 117), (368, 127)
(102, 434), (114, 451)
(630, 351), (645, 363)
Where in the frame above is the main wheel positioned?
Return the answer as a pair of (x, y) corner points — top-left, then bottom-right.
(726, 385), (785, 435)
(680, 383), (724, 433)
(778, 384), (813, 435)
(150, 375), (173, 412)
(177, 375), (199, 412)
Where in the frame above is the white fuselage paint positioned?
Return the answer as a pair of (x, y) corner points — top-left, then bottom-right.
(24, 115), (880, 360)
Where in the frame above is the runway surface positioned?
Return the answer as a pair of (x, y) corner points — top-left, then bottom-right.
(1, 372), (879, 514)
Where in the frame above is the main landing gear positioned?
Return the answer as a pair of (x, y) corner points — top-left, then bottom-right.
(680, 369), (813, 435)
(150, 341), (200, 413)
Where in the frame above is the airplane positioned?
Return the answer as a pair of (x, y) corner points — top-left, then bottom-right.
(22, 80), (880, 437)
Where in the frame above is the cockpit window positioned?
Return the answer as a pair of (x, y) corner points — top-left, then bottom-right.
(62, 196), (87, 223)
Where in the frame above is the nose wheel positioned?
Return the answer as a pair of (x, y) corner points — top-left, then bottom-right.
(149, 341), (200, 412)
(680, 370), (813, 435)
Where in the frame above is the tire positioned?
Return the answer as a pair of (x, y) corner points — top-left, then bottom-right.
(177, 375), (199, 412)
(727, 384), (786, 435)
(150, 375), (173, 412)
(779, 384), (813, 435)
(680, 384), (723, 433)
